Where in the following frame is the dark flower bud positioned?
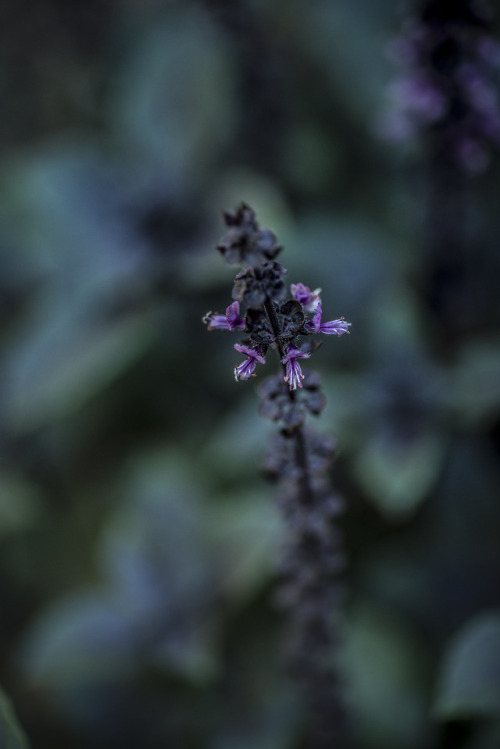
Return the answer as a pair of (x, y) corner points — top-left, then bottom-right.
(232, 266), (252, 302)
(245, 308), (273, 345)
(302, 370), (322, 389)
(218, 227), (260, 266)
(241, 275), (267, 308)
(304, 390), (327, 416)
(280, 299), (306, 337)
(258, 374), (308, 427)
(307, 432), (337, 476)
(223, 202), (259, 230)
(252, 228), (282, 260)
(232, 262), (287, 308)
(302, 370), (327, 415)
(218, 204), (282, 266)
(259, 261), (287, 303)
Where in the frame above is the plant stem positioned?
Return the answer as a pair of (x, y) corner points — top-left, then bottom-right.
(263, 297), (315, 507)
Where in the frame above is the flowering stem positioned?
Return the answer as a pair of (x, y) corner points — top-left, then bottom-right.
(204, 203), (351, 748)
(263, 298), (287, 361)
(262, 298), (316, 508)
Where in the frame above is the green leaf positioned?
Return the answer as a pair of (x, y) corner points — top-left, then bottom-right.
(199, 399), (275, 481)
(209, 490), (283, 605)
(449, 339), (500, 428)
(304, 2), (393, 120)
(19, 593), (136, 686)
(4, 310), (158, 433)
(434, 611), (500, 719)
(353, 432), (445, 518)
(0, 688), (30, 749)
(0, 472), (42, 536)
(111, 7), (234, 189)
(341, 602), (435, 749)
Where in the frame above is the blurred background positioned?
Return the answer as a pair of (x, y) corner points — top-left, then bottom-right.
(1, 0), (500, 747)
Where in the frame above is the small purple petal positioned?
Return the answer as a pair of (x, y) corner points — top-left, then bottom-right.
(305, 303), (323, 333)
(204, 312), (229, 330)
(282, 345), (310, 391)
(320, 318), (351, 336)
(203, 301), (245, 331)
(234, 344), (266, 381)
(290, 283), (321, 312)
(225, 301), (245, 331)
(305, 303), (350, 336)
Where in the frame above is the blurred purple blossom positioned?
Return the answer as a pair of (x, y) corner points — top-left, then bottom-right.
(380, 0), (500, 173)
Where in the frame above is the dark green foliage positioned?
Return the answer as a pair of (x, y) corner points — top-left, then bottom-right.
(0, 1), (500, 748)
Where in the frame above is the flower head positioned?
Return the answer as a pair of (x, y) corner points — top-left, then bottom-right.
(306, 302), (350, 336)
(291, 283), (322, 312)
(217, 203), (281, 266)
(282, 345), (311, 391)
(203, 301), (245, 331)
(234, 344), (266, 381)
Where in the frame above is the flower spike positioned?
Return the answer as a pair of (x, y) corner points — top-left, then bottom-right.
(204, 204), (351, 748)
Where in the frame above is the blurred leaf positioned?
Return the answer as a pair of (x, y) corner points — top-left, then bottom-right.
(19, 593), (136, 687)
(0, 688), (30, 749)
(101, 449), (221, 683)
(463, 721), (500, 749)
(322, 372), (365, 451)
(341, 602), (435, 749)
(353, 432), (445, 518)
(434, 611), (500, 719)
(211, 693), (297, 749)
(303, 1), (393, 120)
(3, 310), (159, 432)
(111, 7), (234, 189)
(0, 473), (43, 536)
(102, 449), (209, 607)
(0, 145), (143, 288)
(209, 491), (283, 605)
(20, 450), (223, 690)
(0, 145), (159, 434)
(200, 397), (275, 481)
(449, 339), (500, 428)
(287, 214), (400, 352)
(361, 437), (500, 641)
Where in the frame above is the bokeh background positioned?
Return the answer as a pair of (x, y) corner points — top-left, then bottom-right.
(1, 0), (500, 747)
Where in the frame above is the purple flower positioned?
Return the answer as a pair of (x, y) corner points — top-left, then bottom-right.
(203, 301), (245, 331)
(389, 75), (446, 124)
(282, 345), (311, 391)
(234, 344), (266, 381)
(306, 302), (350, 336)
(290, 283), (322, 312)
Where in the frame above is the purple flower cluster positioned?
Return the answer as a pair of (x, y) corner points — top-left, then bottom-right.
(203, 204), (349, 394)
(382, 0), (500, 173)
